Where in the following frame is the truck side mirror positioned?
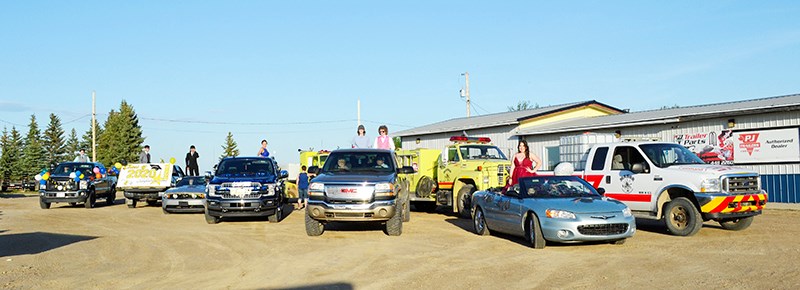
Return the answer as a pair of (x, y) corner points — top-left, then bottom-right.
(398, 166), (415, 174)
(631, 163), (647, 174)
(204, 171), (214, 181)
(308, 166), (320, 175)
(279, 170), (289, 179)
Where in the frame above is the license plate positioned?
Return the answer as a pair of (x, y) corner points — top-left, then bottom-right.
(230, 188), (251, 196)
(56, 192), (65, 198)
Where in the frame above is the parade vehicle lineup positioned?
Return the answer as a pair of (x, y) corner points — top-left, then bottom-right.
(204, 156), (288, 224)
(472, 175), (636, 249)
(38, 162), (117, 209)
(162, 176), (207, 214)
(305, 149), (415, 236)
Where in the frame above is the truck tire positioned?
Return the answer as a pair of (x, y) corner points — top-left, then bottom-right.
(126, 198), (137, 208)
(663, 197), (703, 236)
(305, 213), (324, 236)
(268, 206), (283, 223)
(39, 198), (51, 209)
(84, 191), (96, 209)
(473, 207), (490, 236)
(402, 198), (411, 222)
(415, 176), (435, 198)
(457, 185), (475, 219)
(106, 187), (116, 206)
(205, 209), (221, 224)
(718, 216), (754, 231)
(384, 203), (403, 236)
(526, 212), (546, 249)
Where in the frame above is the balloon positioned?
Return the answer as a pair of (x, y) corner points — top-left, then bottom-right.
(100, 167), (106, 174)
(74, 177), (80, 182)
(39, 179), (46, 185)
(34, 174), (42, 181)
(115, 162), (122, 169)
(69, 172), (77, 178)
(42, 173), (50, 180)
(96, 173), (102, 179)
(41, 169), (47, 174)
(93, 167), (100, 174)
(79, 174), (85, 179)
(169, 157), (176, 164)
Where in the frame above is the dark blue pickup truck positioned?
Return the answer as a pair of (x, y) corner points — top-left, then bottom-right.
(204, 156), (288, 224)
(305, 149), (414, 236)
(39, 162), (117, 209)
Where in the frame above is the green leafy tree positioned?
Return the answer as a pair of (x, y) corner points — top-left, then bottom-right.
(42, 113), (67, 167)
(21, 115), (47, 178)
(507, 100), (540, 111)
(393, 136), (402, 150)
(97, 100), (145, 165)
(64, 128), (80, 161)
(80, 119), (104, 161)
(220, 132), (239, 160)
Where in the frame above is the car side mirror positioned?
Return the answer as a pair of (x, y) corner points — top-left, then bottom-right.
(279, 170), (289, 179)
(596, 187), (606, 195)
(204, 171), (214, 181)
(308, 166), (320, 175)
(398, 166), (415, 174)
(632, 163), (647, 174)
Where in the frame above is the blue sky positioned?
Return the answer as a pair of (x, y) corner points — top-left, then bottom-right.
(1, 1), (799, 171)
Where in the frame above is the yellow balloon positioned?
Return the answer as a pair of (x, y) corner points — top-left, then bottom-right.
(43, 173), (50, 180)
(79, 174), (85, 179)
(169, 157), (176, 164)
(115, 162), (122, 169)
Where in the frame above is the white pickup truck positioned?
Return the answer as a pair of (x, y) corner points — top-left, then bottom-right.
(549, 140), (767, 236)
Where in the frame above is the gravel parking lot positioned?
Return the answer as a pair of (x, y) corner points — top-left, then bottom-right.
(1, 194), (798, 289)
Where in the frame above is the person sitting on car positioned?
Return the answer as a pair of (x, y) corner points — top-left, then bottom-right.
(374, 158), (389, 169)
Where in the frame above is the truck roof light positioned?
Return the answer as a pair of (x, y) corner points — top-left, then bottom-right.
(449, 136), (492, 143)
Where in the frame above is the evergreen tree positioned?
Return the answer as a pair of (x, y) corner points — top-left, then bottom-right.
(42, 113), (67, 167)
(21, 115), (47, 178)
(0, 127), (12, 182)
(97, 100), (145, 165)
(220, 132), (239, 160)
(7, 127), (24, 181)
(80, 119), (103, 161)
(64, 128), (80, 161)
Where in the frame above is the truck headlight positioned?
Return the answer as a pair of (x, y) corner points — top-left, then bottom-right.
(545, 209), (576, 219)
(622, 207), (632, 217)
(700, 178), (721, 193)
(206, 185), (218, 196)
(375, 182), (395, 197)
(309, 182), (325, 196)
(262, 184), (276, 196)
(79, 180), (88, 189)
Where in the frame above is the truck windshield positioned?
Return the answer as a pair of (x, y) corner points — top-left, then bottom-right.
(520, 176), (599, 198)
(640, 143), (705, 168)
(322, 151), (395, 173)
(216, 158), (274, 176)
(459, 145), (507, 160)
(177, 176), (206, 186)
(53, 163), (95, 176)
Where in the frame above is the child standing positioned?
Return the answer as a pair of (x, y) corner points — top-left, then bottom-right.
(296, 165), (309, 209)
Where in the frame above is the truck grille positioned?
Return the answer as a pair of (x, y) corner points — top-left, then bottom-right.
(577, 223), (628, 236)
(221, 192), (260, 199)
(46, 180), (76, 191)
(325, 185), (374, 201)
(723, 175), (760, 195)
(498, 165), (511, 184)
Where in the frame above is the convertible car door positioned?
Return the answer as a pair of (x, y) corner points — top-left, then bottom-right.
(480, 193), (505, 232)
(496, 195), (523, 234)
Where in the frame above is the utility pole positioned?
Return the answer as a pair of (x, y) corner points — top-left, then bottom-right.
(92, 90), (97, 162)
(357, 99), (361, 127)
(461, 72), (471, 118)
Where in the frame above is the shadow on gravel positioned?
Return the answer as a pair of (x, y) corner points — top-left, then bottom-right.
(274, 282), (354, 290)
(444, 218), (625, 249)
(0, 232), (97, 257)
(0, 193), (29, 199)
(219, 204), (295, 223)
(324, 221), (385, 232)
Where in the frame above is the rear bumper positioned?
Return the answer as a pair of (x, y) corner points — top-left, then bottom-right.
(205, 196), (281, 217)
(306, 200), (397, 222)
(40, 190), (89, 203)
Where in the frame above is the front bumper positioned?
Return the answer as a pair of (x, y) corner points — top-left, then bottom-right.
(697, 193), (767, 217)
(163, 198), (205, 213)
(123, 190), (163, 201)
(306, 199), (397, 222)
(40, 190), (89, 204)
(540, 215), (636, 243)
(205, 196), (280, 217)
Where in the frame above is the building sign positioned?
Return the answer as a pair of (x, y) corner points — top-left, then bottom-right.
(674, 130), (734, 165)
(733, 128), (800, 163)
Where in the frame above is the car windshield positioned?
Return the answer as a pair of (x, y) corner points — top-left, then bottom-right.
(459, 145), (507, 160)
(177, 176), (206, 186)
(53, 163), (95, 176)
(519, 176), (599, 198)
(322, 151), (396, 173)
(640, 143), (705, 168)
(216, 158), (274, 176)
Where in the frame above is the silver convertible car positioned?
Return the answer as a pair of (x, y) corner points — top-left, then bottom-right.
(472, 175), (635, 249)
(162, 176), (207, 214)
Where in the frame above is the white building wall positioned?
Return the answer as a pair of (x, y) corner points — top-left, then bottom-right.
(400, 125), (520, 157)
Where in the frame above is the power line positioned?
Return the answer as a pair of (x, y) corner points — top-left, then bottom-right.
(139, 116), (358, 126)
(0, 117), (24, 127)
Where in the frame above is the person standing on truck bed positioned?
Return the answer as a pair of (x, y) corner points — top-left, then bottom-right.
(185, 145), (200, 176)
(351, 124), (371, 148)
(373, 125), (395, 150)
(258, 139), (270, 158)
(508, 139), (541, 187)
(139, 145), (151, 163)
(73, 148), (91, 162)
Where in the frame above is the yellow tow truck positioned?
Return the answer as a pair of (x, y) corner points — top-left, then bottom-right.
(285, 150), (330, 199)
(396, 136), (510, 218)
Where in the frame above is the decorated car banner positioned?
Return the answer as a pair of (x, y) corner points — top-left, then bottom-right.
(117, 163), (175, 188)
(733, 128), (800, 163)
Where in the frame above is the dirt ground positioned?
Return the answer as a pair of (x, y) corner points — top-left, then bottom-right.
(1, 193), (798, 290)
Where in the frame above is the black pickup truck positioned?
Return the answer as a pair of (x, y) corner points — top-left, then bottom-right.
(305, 149), (414, 236)
(204, 157), (288, 224)
(39, 162), (117, 209)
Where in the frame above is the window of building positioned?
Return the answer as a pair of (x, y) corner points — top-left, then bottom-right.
(545, 146), (560, 170)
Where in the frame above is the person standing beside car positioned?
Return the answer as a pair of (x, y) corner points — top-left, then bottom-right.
(185, 145), (200, 176)
(296, 165), (309, 210)
(373, 125), (395, 150)
(507, 139), (541, 187)
(351, 124), (371, 148)
(139, 145), (151, 163)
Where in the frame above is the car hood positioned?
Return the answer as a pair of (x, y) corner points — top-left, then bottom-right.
(165, 185), (206, 193)
(663, 164), (757, 175)
(312, 172), (395, 184)
(210, 175), (277, 184)
(530, 196), (628, 214)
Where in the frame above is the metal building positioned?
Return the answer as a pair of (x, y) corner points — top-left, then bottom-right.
(396, 94), (800, 203)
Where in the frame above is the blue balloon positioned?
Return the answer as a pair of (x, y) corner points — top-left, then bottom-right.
(74, 177), (81, 182)
(100, 167), (106, 174)
(39, 179), (46, 185)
